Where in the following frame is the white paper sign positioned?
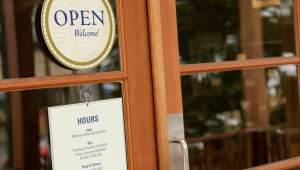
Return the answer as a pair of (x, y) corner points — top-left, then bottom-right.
(47, 98), (127, 170)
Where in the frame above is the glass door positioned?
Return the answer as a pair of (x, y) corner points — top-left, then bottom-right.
(0, 0), (160, 170)
(160, 0), (300, 169)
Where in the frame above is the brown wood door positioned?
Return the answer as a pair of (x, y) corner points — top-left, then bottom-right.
(0, 0), (163, 170)
(156, 0), (300, 169)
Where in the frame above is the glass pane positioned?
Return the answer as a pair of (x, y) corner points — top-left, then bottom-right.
(0, 82), (122, 169)
(176, 0), (296, 64)
(0, 0), (120, 79)
(181, 65), (300, 169)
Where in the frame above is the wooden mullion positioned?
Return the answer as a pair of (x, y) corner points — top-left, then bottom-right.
(245, 156), (300, 170)
(117, 0), (133, 169)
(117, 0), (127, 73)
(180, 57), (300, 75)
(122, 79), (133, 170)
(0, 71), (127, 92)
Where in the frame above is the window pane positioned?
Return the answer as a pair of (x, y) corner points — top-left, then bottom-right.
(181, 65), (300, 169)
(0, 82), (122, 169)
(176, 0), (296, 64)
(0, 0), (120, 79)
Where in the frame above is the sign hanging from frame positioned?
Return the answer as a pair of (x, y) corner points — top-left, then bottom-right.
(36, 0), (116, 70)
(47, 98), (127, 170)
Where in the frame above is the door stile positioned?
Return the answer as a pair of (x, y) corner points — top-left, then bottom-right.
(116, 0), (127, 73)
(160, 0), (183, 116)
(122, 0), (159, 170)
(122, 78), (134, 170)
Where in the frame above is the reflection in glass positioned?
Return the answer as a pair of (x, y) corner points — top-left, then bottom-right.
(181, 65), (300, 169)
(0, 92), (11, 169)
(176, 0), (296, 64)
(0, 82), (122, 169)
(0, 0), (6, 80)
(0, 0), (120, 79)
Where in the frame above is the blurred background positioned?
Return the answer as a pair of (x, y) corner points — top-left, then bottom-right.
(177, 0), (295, 64)
(182, 66), (300, 170)
(177, 0), (300, 169)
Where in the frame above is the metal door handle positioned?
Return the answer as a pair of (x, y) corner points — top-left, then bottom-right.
(172, 139), (190, 170)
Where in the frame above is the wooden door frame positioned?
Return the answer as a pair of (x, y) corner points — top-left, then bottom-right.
(5, 0), (300, 169)
(1, 0), (161, 169)
(156, 0), (300, 169)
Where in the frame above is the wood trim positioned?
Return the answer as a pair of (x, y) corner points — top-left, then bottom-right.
(122, 79), (133, 170)
(116, 1), (134, 170)
(147, 0), (171, 170)
(160, 0), (183, 115)
(186, 127), (300, 144)
(117, 0), (127, 72)
(245, 156), (300, 170)
(122, 0), (158, 169)
(180, 57), (300, 75)
(0, 71), (127, 92)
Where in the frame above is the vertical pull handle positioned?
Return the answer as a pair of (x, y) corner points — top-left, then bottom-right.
(172, 139), (190, 170)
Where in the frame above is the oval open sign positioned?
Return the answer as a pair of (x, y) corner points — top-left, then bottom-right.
(36, 0), (116, 70)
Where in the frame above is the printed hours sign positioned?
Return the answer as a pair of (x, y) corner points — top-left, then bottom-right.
(47, 98), (128, 170)
(36, 0), (116, 70)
